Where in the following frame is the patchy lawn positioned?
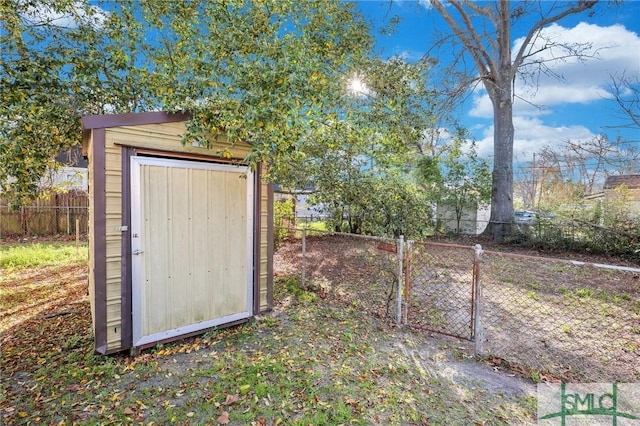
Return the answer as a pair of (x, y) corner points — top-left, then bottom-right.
(1, 241), (537, 425)
(277, 232), (639, 382)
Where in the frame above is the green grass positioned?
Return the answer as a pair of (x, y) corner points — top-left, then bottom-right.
(292, 221), (329, 238)
(305, 221), (328, 232)
(0, 242), (88, 270)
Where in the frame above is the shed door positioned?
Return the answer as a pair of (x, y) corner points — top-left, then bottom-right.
(131, 157), (253, 348)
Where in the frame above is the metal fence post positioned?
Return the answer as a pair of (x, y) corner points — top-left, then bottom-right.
(301, 225), (307, 289)
(396, 235), (404, 325)
(403, 240), (412, 325)
(473, 244), (484, 356)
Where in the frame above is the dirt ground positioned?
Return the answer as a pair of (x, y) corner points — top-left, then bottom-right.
(3, 235), (637, 424)
(275, 233), (640, 382)
(2, 238), (540, 425)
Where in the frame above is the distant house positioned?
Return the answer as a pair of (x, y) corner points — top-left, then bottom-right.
(274, 185), (326, 222)
(41, 145), (89, 192)
(436, 202), (490, 235)
(603, 174), (640, 212)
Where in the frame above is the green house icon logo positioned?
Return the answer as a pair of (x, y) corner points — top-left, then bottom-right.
(538, 383), (640, 425)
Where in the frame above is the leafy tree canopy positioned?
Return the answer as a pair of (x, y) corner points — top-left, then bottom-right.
(276, 57), (456, 239)
(1, 0), (371, 204)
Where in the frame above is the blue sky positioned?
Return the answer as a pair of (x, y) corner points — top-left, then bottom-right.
(354, 1), (640, 163)
(24, 0), (639, 170)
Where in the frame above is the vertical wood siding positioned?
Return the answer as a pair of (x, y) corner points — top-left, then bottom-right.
(260, 165), (270, 311)
(87, 135), (96, 329)
(139, 164), (249, 338)
(105, 140), (123, 350)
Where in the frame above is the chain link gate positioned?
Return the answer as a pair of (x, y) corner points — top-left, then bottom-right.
(403, 241), (479, 341)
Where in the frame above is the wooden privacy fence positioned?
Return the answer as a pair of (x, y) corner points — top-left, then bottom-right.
(0, 192), (89, 238)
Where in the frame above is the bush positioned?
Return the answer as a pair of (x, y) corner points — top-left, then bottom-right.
(510, 218), (640, 264)
(274, 198), (295, 248)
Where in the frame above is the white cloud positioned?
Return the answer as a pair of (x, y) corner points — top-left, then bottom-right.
(392, 49), (424, 62)
(468, 91), (493, 119)
(515, 22), (640, 102)
(475, 116), (596, 160)
(22, 1), (108, 29)
(469, 22), (640, 119)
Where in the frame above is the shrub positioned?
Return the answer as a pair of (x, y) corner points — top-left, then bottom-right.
(274, 198), (295, 248)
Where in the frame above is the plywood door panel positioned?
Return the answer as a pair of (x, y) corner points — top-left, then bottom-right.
(189, 168), (212, 322)
(218, 173), (249, 316)
(131, 157), (253, 347)
(142, 164), (170, 337)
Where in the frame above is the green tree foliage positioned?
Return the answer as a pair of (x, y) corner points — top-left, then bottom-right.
(1, 0), (371, 204)
(1, 0), (140, 204)
(276, 58), (443, 239)
(135, 0), (371, 168)
(340, 57), (452, 161)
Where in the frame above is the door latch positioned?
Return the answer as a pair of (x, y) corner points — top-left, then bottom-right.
(132, 249), (144, 255)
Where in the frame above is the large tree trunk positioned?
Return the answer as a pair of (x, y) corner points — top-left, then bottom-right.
(484, 87), (514, 241)
(428, 0), (600, 242)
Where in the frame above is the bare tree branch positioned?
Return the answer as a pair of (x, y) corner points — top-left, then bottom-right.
(608, 71), (640, 128)
(512, 1), (598, 73)
(430, 1), (497, 84)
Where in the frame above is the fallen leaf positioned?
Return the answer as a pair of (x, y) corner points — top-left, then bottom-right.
(224, 394), (239, 405)
(218, 411), (230, 425)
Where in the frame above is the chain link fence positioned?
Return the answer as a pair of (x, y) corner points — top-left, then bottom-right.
(275, 231), (640, 382)
(404, 241), (477, 340)
(273, 227), (403, 323)
(478, 249), (640, 382)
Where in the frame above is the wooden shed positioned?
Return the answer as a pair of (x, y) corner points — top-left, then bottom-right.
(81, 111), (273, 354)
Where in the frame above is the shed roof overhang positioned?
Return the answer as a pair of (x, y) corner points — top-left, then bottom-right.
(81, 111), (192, 156)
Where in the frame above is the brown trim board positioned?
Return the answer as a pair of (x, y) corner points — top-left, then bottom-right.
(92, 128), (108, 355)
(120, 147), (135, 351)
(266, 181), (274, 311)
(253, 164), (262, 316)
(82, 111), (191, 130)
(122, 146), (246, 165)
